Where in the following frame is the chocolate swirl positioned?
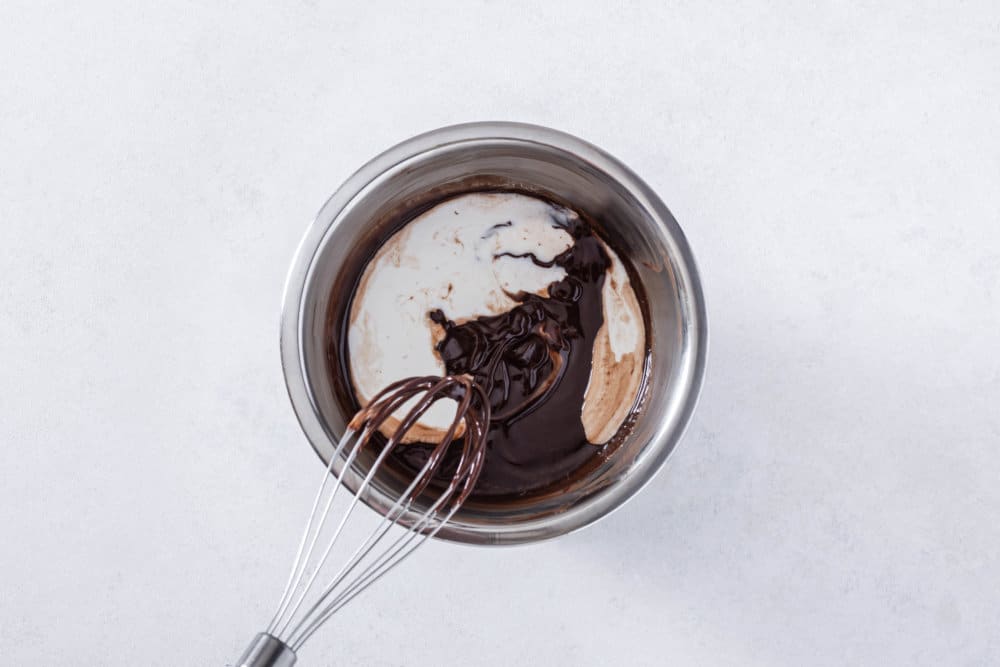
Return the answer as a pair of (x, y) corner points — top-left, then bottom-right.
(394, 213), (615, 497)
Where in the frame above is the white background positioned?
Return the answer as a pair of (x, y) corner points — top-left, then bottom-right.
(2, 2), (999, 665)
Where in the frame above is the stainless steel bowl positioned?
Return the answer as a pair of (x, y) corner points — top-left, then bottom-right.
(280, 122), (707, 545)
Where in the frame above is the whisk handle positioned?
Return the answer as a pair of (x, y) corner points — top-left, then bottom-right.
(235, 633), (297, 667)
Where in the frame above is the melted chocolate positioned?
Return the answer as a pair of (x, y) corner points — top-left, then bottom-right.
(390, 209), (614, 497)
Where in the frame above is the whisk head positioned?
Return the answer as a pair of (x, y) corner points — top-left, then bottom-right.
(237, 375), (489, 666)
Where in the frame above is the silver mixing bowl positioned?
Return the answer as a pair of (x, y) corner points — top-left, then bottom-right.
(280, 122), (707, 545)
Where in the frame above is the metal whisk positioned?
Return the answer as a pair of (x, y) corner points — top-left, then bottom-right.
(235, 375), (490, 667)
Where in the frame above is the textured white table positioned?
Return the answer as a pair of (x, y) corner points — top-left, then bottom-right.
(2, 3), (998, 665)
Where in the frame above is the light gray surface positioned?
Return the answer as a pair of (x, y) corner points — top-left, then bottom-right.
(2, 2), (998, 665)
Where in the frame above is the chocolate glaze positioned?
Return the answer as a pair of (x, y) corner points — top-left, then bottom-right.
(330, 186), (650, 501)
(390, 204), (617, 497)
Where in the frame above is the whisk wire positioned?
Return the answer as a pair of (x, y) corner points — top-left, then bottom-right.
(287, 420), (455, 638)
(248, 374), (490, 662)
(290, 498), (459, 649)
(283, 379), (475, 639)
(289, 433), (488, 650)
(290, 441), (484, 649)
(271, 422), (373, 638)
(272, 378), (439, 637)
(264, 427), (357, 636)
(288, 461), (446, 647)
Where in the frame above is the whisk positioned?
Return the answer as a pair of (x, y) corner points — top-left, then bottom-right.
(235, 374), (490, 667)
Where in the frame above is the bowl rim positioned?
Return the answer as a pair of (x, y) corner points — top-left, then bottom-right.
(279, 121), (708, 546)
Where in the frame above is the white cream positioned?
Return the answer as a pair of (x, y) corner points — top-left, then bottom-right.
(348, 191), (646, 442)
(348, 193), (573, 433)
(581, 248), (646, 444)
(601, 249), (644, 361)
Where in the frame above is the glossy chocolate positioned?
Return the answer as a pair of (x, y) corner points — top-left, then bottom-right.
(334, 191), (647, 499)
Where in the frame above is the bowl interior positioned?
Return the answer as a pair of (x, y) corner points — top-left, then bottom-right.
(288, 126), (705, 544)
